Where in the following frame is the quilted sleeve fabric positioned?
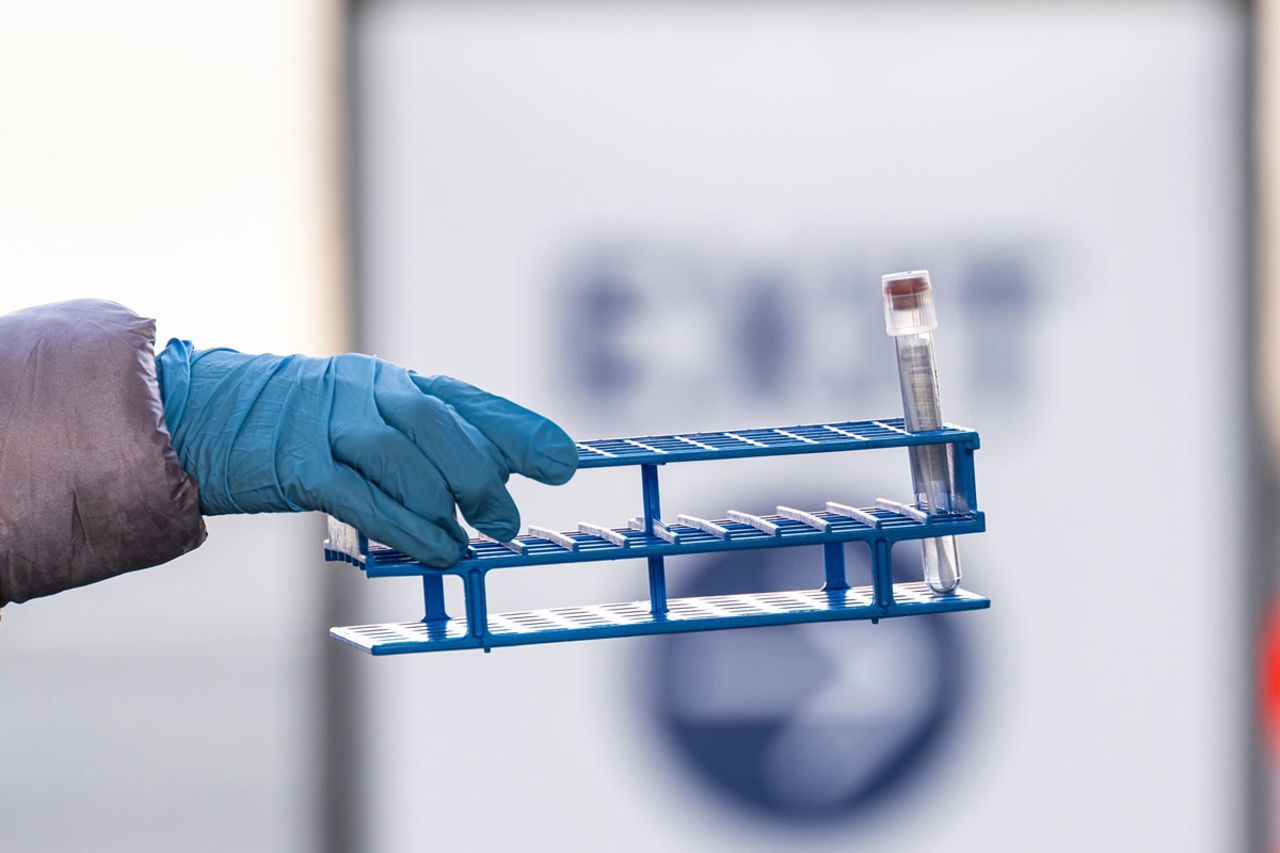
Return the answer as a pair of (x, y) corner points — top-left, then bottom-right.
(0, 299), (206, 604)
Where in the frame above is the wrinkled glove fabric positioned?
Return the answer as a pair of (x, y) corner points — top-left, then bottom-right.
(156, 342), (577, 568)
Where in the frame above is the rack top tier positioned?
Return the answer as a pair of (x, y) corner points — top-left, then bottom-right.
(574, 418), (977, 468)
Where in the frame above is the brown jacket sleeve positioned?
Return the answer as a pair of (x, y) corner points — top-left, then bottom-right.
(0, 299), (206, 604)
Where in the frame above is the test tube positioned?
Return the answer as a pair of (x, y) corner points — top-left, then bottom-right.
(882, 270), (962, 593)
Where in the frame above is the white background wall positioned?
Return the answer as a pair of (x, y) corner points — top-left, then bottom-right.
(0, 3), (342, 851)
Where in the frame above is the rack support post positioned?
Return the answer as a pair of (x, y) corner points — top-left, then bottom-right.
(641, 464), (668, 616)
(952, 438), (979, 513)
(464, 569), (489, 647)
(871, 537), (894, 617)
(822, 542), (849, 592)
(421, 574), (448, 623)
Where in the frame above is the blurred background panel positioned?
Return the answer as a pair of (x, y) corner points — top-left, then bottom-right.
(0, 2), (342, 852)
(0, 1), (1271, 852)
(348, 1), (1252, 852)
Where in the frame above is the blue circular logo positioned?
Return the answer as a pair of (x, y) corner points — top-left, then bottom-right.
(645, 544), (971, 824)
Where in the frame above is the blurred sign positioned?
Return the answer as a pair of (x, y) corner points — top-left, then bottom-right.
(552, 243), (1040, 428)
(352, 2), (1248, 849)
(650, 547), (970, 824)
(551, 242), (1012, 825)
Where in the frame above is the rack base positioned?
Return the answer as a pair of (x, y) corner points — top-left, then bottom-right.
(330, 582), (989, 655)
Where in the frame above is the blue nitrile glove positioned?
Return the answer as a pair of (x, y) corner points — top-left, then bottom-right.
(155, 340), (578, 567)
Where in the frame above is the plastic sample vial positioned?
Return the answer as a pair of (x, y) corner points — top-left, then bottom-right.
(882, 270), (962, 593)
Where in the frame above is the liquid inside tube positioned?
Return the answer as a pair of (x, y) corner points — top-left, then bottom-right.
(883, 273), (962, 594)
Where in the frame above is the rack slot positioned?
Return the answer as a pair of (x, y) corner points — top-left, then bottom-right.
(824, 501), (882, 528)
(526, 525), (582, 551)
(576, 522), (630, 548)
(776, 505), (832, 533)
(874, 498), (931, 524)
(476, 532), (529, 555)
(725, 510), (781, 536)
(674, 514), (731, 539)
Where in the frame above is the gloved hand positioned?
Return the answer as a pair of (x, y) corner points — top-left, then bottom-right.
(156, 340), (578, 567)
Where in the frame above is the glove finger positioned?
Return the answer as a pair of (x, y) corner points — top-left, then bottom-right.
(330, 423), (468, 543)
(376, 370), (523, 541)
(315, 462), (469, 568)
(409, 373), (578, 486)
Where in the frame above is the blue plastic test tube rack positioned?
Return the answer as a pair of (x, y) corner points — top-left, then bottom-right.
(325, 417), (989, 655)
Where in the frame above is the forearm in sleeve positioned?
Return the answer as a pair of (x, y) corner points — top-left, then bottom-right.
(0, 299), (206, 605)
